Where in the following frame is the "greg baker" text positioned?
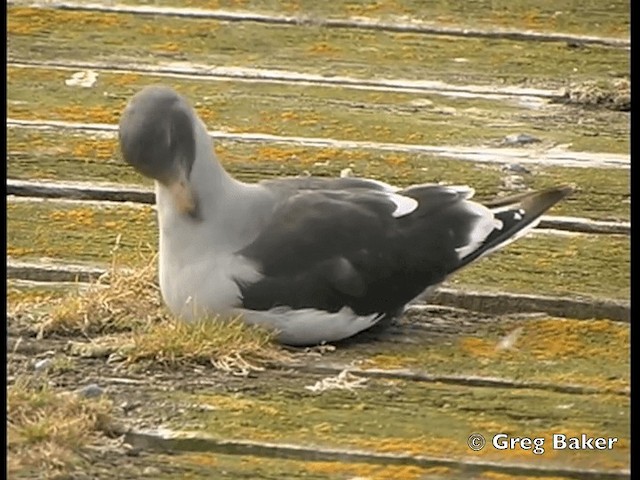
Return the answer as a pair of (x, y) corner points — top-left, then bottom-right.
(492, 434), (618, 455)
(553, 434), (618, 450)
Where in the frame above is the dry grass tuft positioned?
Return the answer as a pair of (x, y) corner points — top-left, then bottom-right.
(11, 254), (163, 338)
(10, 249), (288, 374)
(122, 316), (287, 375)
(7, 376), (115, 477)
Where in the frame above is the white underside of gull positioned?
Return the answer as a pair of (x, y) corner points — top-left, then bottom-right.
(237, 307), (384, 346)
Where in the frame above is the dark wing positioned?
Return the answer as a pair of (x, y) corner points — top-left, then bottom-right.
(235, 185), (490, 317)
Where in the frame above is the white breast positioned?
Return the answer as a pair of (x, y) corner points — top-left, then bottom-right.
(159, 251), (263, 320)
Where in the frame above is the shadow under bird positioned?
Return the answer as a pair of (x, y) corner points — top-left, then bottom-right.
(118, 85), (573, 346)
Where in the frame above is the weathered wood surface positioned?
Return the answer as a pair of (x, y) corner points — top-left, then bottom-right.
(7, 1), (629, 479)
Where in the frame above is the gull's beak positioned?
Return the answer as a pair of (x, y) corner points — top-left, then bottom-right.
(167, 169), (200, 220)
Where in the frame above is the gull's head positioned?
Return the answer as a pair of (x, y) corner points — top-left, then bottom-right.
(118, 85), (200, 218)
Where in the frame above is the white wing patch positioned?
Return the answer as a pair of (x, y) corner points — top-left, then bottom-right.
(237, 307), (384, 346)
(458, 205), (542, 263)
(455, 201), (503, 259)
(366, 178), (401, 192)
(387, 193), (419, 218)
(513, 208), (525, 221)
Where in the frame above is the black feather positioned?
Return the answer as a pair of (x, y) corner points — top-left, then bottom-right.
(235, 183), (560, 317)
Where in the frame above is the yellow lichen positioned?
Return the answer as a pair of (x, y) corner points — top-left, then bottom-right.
(520, 318), (629, 361)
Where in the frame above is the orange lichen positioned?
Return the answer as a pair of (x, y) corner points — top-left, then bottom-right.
(480, 474), (567, 480)
(384, 154), (408, 166)
(345, 1), (389, 15)
(140, 24), (189, 36)
(8, 7), (125, 36)
(71, 138), (117, 160)
(42, 105), (124, 125)
(280, 111), (299, 121)
(7, 246), (37, 257)
(8, 7), (49, 36)
(308, 42), (342, 55)
(111, 73), (142, 86)
(48, 208), (96, 227)
(458, 336), (500, 359)
(152, 42), (181, 53)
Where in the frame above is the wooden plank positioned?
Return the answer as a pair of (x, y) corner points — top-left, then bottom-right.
(124, 429), (630, 480)
(8, 117), (630, 169)
(6, 279), (629, 396)
(7, 6), (629, 87)
(7, 127), (631, 222)
(10, 59), (565, 101)
(6, 198), (630, 301)
(6, 65), (630, 158)
(12, 0), (630, 48)
(9, 0), (630, 42)
(7, 275), (630, 476)
(102, 359), (631, 475)
(8, 279), (630, 394)
(6, 179), (631, 235)
(7, 260), (630, 322)
(428, 289), (630, 323)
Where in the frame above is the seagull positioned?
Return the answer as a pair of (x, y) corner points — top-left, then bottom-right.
(118, 85), (573, 346)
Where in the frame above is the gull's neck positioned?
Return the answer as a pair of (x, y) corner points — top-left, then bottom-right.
(156, 120), (272, 254)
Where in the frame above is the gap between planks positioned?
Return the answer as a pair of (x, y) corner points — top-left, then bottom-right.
(6, 259), (630, 323)
(6, 180), (631, 236)
(123, 429), (630, 480)
(8, 60), (561, 102)
(7, 119), (630, 170)
(9, 1), (630, 49)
